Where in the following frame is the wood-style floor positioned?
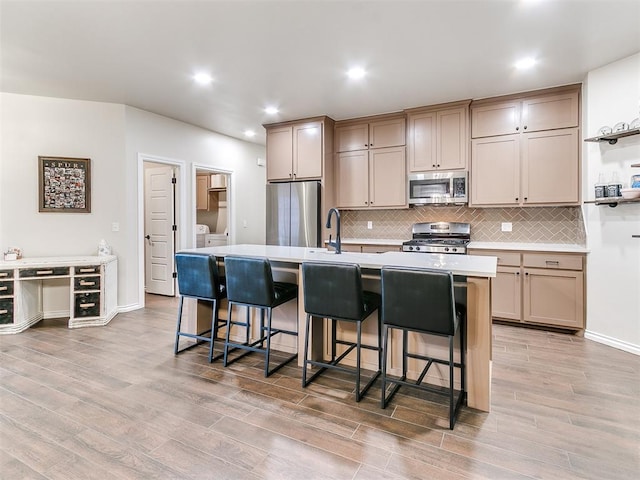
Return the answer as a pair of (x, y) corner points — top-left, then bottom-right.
(1, 294), (638, 480)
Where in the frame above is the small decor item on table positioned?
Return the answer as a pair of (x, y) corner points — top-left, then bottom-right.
(98, 239), (111, 256)
(4, 246), (22, 261)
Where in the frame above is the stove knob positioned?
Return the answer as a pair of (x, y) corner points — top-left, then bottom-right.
(415, 246), (420, 251)
(452, 247), (457, 253)
(444, 247), (450, 252)
(407, 246), (413, 251)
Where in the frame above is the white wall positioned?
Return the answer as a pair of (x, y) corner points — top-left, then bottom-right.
(0, 93), (266, 312)
(583, 53), (640, 354)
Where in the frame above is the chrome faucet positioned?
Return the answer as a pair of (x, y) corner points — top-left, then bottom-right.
(326, 208), (341, 254)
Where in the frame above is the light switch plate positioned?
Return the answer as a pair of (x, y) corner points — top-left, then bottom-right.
(111, 222), (120, 232)
(501, 222), (512, 232)
(367, 221), (373, 230)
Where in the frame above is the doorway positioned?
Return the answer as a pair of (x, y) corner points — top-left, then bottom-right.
(194, 167), (231, 248)
(138, 154), (186, 306)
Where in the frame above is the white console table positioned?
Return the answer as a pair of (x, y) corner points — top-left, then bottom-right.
(0, 255), (118, 334)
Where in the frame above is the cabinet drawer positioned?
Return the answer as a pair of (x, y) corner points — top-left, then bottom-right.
(0, 269), (14, 279)
(74, 265), (100, 275)
(469, 250), (520, 267)
(74, 276), (101, 291)
(74, 292), (101, 318)
(19, 267), (70, 278)
(523, 253), (583, 270)
(0, 281), (14, 296)
(0, 298), (14, 324)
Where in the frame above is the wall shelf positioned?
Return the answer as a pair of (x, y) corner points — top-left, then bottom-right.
(585, 197), (640, 208)
(584, 127), (640, 145)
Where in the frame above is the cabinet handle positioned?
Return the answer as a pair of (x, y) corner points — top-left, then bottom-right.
(545, 260), (560, 266)
(0, 273), (8, 277)
(79, 303), (96, 308)
(432, 164), (436, 167)
(364, 144), (368, 147)
(516, 127), (519, 131)
(632, 235), (640, 238)
(524, 126), (528, 130)
(78, 268), (94, 273)
(79, 280), (96, 286)
(36, 270), (53, 275)
(524, 197), (528, 201)
(0, 309), (7, 315)
(515, 197), (519, 201)
(515, 272), (520, 276)
(0, 286), (7, 291)
(525, 272), (529, 276)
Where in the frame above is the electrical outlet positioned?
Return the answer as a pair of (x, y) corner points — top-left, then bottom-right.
(501, 222), (512, 232)
(367, 221), (373, 230)
(111, 222), (119, 232)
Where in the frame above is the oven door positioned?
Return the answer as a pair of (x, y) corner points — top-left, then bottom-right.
(408, 172), (467, 205)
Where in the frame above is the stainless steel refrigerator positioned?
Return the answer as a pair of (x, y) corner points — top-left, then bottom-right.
(266, 181), (320, 247)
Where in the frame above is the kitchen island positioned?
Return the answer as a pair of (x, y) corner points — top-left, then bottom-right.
(183, 244), (497, 412)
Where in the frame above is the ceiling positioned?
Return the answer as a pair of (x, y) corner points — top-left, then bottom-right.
(2, 0), (639, 146)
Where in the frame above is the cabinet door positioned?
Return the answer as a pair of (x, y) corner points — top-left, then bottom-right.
(523, 268), (584, 329)
(266, 126), (293, 181)
(369, 147), (406, 208)
(492, 266), (522, 321)
(407, 112), (437, 172)
(369, 118), (405, 149)
(335, 150), (369, 208)
(293, 121), (323, 179)
(521, 91), (579, 133)
(335, 123), (369, 152)
(438, 107), (467, 170)
(471, 101), (520, 138)
(470, 135), (520, 206)
(521, 128), (579, 205)
(196, 175), (209, 210)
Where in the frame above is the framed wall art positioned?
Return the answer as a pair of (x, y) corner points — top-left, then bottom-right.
(38, 156), (91, 213)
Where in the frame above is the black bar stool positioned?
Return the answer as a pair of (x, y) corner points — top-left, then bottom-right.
(222, 256), (298, 377)
(301, 261), (381, 402)
(380, 266), (466, 429)
(174, 252), (227, 363)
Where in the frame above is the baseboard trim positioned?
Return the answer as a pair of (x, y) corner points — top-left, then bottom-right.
(584, 330), (640, 356)
(118, 303), (143, 313)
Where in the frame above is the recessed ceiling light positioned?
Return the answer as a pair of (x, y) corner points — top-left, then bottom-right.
(347, 67), (366, 80)
(515, 57), (536, 70)
(264, 106), (279, 115)
(244, 130), (256, 138)
(193, 73), (213, 85)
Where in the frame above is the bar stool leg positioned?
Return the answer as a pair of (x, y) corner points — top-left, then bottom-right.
(381, 324), (390, 408)
(355, 320), (362, 401)
(223, 302), (233, 366)
(208, 298), (217, 363)
(174, 296), (185, 355)
(302, 313), (312, 387)
(264, 307), (272, 377)
(449, 335), (455, 429)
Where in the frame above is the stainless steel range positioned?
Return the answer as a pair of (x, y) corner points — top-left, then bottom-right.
(402, 222), (470, 254)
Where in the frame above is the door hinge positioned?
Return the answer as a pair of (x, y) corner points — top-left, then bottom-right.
(171, 177), (177, 184)
(172, 225), (177, 231)
(172, 272), (177, 278)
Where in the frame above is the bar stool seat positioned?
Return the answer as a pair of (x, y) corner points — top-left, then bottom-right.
(174, 252), (227, 363)
(380, 266), (466, 429)
(223, 256), (298, 377)
(301, 261), (381, 402)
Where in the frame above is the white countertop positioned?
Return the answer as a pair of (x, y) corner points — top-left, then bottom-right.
(467, 242), (589, 253)
(0, 255), (116, 269)
(182, 244), (496, 277)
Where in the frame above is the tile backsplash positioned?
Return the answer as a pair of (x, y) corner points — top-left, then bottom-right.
(342, 206), (586, 244)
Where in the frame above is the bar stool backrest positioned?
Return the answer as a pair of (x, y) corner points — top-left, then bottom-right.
(302, 262), (365, 320)
(224, 256), (276, 307)
(381, 267), (457, 336)
(176, 252), (223, 300)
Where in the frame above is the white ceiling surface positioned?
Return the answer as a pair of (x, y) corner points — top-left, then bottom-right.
(1, 1), (639, 145)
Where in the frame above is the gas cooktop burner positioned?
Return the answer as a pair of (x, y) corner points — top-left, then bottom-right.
(402, 222), (471, 254)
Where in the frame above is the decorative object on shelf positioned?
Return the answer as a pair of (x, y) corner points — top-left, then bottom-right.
(631, 174), (640, 188)
(597, 125), (612, 136)
(97, 239), (111, 256)
(3, 247), (22, 261)
(613, 121), (629, 133)
(629, 118), (640, 130)
(594, 173), (606, 200)
(38, 156), (91, 213)
(607, 172), (622, 198)
(621, 188), (640, 200)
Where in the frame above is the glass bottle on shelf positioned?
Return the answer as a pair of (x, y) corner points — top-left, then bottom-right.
(607, 172), (622, 198)
(595, 173), (606, 199)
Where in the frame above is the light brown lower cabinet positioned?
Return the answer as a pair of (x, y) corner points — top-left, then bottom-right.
(469, 249), (585, 331)
(329, 243), (401, 253)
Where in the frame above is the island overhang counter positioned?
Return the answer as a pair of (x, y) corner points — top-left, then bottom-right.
(181, 244), (497, 412)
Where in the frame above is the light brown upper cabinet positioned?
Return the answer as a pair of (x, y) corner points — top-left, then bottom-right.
(335, 116), (405, 152)
(196, 174), (210, 210)
(470, 85), (581, 207)
(266, 117), (334, 182)
(471, 89), (579, 138)
(406, 101), (470, 172)
(335, 147), (406, 209)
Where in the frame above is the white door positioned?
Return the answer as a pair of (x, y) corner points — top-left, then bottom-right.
(144, 165), (176, 296)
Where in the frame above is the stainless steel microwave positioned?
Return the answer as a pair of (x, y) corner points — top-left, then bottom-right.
(408, 171), (468, 205)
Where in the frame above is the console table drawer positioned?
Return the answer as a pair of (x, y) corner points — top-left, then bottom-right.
(0, 298), (14, 324)
(0, 270), (14, 279)
(0, 281), (14, 295)
(74, 292), (101, 317)
(74, 265), (100, 275)
(74, 276), (101, 291)
(19, 267), (70, 278)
